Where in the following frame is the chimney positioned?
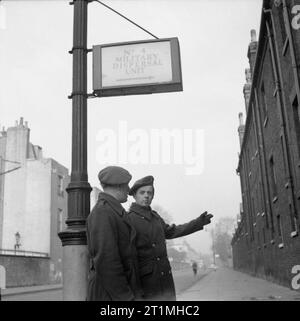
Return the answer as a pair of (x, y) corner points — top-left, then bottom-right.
(238, 112), (245, 149)
(243, 68), (252, 114)
(247, 29), (258, 74)
(0, 126), (6, 137)
(7, 118), (30, 164)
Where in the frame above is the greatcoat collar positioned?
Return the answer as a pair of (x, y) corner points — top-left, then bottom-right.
(129, 202), (154, 221)
(98, 192), (125, 217)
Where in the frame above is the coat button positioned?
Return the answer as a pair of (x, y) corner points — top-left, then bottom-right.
(157, 257), (160, 261)
(152, 243), (156, 247)
(161, 272), (164, 276)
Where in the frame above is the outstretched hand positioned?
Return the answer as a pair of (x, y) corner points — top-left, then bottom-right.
(199, 211), (213, 226)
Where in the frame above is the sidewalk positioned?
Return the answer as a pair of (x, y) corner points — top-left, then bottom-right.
(177, 267), (300, 301)
(1, 284), (62, 297)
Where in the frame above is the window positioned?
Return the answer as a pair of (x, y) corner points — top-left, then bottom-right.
(270, 156), (278, 197)
(280, 136), (287, 176)
(289, 204), (298, 232)
(277, 214), (283, 244)
(292, 96), (300, 158)
(57, 209), (63, 234)
(262, 227), (266, 245)
(269, 48), (276, 85)
(251, 196), (256, 220)
(261, 82), (268, 121)
(256, 187), (260, 214)
(246, 148), (251, 175)
(278, 6), (287, 45)
(58, 175), (64, 197)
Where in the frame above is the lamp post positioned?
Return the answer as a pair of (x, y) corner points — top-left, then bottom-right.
(14, 232), (21, 253)
(211, 228), (216, 265)
(58, 0), (92, 301)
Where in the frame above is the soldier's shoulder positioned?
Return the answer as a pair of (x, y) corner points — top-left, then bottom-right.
(88, 199), (113, 220)
(151, 210), (162, 219)
(127, 209), (140, 218)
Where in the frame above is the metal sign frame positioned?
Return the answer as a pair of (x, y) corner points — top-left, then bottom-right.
(93, 37), (183, 97)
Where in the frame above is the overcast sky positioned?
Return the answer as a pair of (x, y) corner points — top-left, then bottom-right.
(0, 0), (262, 254)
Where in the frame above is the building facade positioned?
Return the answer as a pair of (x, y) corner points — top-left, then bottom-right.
(0, 118), (70, 285)
(232, 0), (300, 289)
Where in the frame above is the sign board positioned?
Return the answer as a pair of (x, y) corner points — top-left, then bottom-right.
(93, 37), (183, 97)
(0, 265), (6, 289)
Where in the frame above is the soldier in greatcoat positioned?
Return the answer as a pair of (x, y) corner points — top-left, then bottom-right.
(86, 166), (143, 301)
(127, 175), (213, 301)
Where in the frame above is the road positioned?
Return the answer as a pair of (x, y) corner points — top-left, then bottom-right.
(3, 266), (300, 301)
(177, 266), (300, 301)
(1, 268), (205, 301)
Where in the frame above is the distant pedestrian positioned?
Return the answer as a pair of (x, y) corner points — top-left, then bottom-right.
(127, 175), (213, 301)
(86, 166), (143, 301)
(192, 262), (198, 276)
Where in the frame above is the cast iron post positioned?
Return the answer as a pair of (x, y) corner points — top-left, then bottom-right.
(58, 0), (92, 301)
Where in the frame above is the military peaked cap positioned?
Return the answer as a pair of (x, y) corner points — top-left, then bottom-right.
(129, 175), (154, 196)
(98, 166), (132, 185)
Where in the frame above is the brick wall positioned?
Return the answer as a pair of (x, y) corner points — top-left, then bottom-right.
(0, 255), (55, 288)
(232, 0), (300, 290)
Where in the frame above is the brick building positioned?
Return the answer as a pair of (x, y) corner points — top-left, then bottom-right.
(232, 0), (300, 289)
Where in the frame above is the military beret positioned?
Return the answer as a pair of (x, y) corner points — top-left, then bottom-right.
(129, 175), (154, 196)
(98, 166), (132, 185)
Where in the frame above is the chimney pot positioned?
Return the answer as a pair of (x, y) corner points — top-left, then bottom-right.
(251, 29), (257, 42)
(238, 112), (244, 126)
(245, 68), (251, 83)
(20, 117), (24, 125)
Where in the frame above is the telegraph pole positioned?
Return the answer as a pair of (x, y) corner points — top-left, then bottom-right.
(58, 0), (92, 301)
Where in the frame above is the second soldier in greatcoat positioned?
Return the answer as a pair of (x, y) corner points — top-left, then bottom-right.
(127, 175), (213, 301)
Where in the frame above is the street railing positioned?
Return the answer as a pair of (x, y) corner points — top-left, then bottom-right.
(0, 249), (49, 258)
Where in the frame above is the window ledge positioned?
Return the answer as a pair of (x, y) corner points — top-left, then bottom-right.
(257, 212), (260, 217)
(273, 196), (278, 203)
(278, 243), (284, 249)
(261, 212), (265, 217)
(285, 182), (289, 189)
(270, 239), (275, 245)
(253, 223), (256, 227)
(263, 116), (268, 127)
(291, 231), (298, 238)
(255, 150), (258, 157)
